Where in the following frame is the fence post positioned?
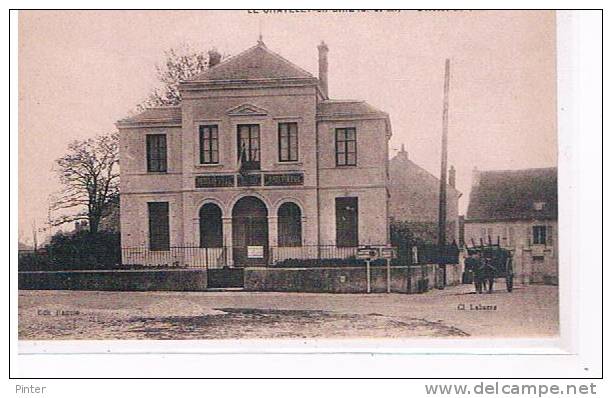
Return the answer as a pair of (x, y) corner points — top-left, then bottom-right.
(386, 257), (391, 293)
(366, 259), (371, 293)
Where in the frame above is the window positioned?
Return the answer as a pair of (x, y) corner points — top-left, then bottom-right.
(146, 134), (167, 172)
(278, 202), (302, 247)
(336, 197), (358, 247)
(199, 203), (223, 248)
(278, 122), (298, 162)
(335, 128), (357, 166)
(237, 124), (260, 170)
(533, 201), (546, 211)
(199, 125), (219, 164)
(533, 225), (547, 245)
(148, 202), (169, 251)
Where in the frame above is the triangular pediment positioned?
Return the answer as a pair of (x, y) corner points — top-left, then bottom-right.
(189, 42), (314, 82)
(226, 103), (269, 117)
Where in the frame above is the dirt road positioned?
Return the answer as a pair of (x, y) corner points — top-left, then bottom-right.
(18, 283), (558, 340)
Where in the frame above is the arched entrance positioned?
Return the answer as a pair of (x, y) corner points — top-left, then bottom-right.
(232, 196), (269, 266)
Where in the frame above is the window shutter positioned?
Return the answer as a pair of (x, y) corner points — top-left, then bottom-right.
(526, 226), (532, 246)
(546, 225), (553, 246)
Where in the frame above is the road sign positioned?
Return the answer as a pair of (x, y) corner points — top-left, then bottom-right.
(357, 246), (379, 260)
(380, 247), (396, 259)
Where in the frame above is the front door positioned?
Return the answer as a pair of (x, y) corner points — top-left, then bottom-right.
(232, 196), (269, 266)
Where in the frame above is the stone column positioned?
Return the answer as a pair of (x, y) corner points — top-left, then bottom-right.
(301, 215), (308, 243)
(222, 217), (233, 266)
(268, 215), (278, 265)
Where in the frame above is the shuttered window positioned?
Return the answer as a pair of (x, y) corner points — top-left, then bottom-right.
(199, 125), (219, 164)
(278, 122), (298, 162)
(532, 225), (547, 245)
(148, 202), (170, 251)
(237, 124), (260, 170)
(146, 134), (167, 172)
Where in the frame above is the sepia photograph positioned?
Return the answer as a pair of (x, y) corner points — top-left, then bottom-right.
(10, 8), (604, 385)
(16, 9), (561, 342)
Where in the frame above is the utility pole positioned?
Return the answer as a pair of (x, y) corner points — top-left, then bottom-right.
(32, 220), (38, 251)
(437, 59), (451, 288)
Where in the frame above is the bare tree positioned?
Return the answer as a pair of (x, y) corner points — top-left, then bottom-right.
(50, 132), (119, 234)
(137, 45), (223, 110)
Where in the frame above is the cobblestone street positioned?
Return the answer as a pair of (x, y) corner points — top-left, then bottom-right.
(18, 283), (558, 340)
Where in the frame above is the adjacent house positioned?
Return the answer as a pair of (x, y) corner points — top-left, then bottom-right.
(463, 167), (558, 284)
(388, 145), (461, 244)
(117, 39), (392, 268)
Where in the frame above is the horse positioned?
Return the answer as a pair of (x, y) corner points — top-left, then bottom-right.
(473, 257), (496, 294)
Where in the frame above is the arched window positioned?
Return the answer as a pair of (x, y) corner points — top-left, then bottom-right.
(199, 203), (223, 248)
(277, 202), (302, 247)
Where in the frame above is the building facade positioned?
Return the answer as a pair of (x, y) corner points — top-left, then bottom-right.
(388, 145), (461, 244)
(117, 40), (392, 267)
(463, 167), (558, 284)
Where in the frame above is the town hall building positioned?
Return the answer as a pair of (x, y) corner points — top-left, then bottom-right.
(117, 39), (392, 267)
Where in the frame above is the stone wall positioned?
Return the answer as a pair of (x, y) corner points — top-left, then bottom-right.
(18, 263), (463, 293)
(244, 263), (462, 293)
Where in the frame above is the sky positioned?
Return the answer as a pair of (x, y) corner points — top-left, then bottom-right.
(18, 10), (557, 244)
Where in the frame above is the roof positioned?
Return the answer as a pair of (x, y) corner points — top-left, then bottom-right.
(317, 100), (391, 136)
(389, 150), (461, 196)
(188, 41), (314, 82)
(316, 100), (388, 118)
(117, 106), (182, 127)
(466, 167), (557, 222)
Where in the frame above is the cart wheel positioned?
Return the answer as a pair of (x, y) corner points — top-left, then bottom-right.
(506, 274), (513, 292)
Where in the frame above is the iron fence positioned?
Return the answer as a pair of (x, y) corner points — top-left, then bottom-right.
(121, 246), (227, 269)
(19, 244), (460, 271)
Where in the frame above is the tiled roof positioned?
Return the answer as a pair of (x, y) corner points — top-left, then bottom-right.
(117, 107), (182, 126)
(316, 100), (388, 118)
(390, 151), (461, 196)
(466, 167), (557, 221)
(189, 42), (314, 82)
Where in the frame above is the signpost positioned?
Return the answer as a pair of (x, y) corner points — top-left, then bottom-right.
(381, 247), (395, 293)
(357, 246), (379, 293)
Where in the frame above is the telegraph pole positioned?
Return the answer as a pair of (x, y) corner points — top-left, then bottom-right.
(437, 59), (451, 288)
(32, 220), (38, 251)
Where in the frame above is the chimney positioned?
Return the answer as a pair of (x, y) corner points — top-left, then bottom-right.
(448, 165), (456, 188)
(317, 41), (329, 98)
(472, 166), (481, 187)
(208, 49), (222, 67)
(396, 144), (409, 161)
